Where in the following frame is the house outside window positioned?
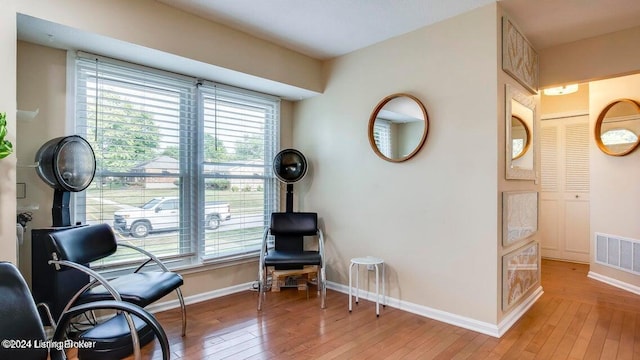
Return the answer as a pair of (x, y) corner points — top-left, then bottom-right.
(73, 53), (279, 269)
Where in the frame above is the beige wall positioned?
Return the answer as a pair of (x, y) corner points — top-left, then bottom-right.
(294, 4), (500, 324)
(16, 42), (67, 281)
(539, 25), (640, 88)
(589, 74), (640, 286)
(0, 2), (17, 264)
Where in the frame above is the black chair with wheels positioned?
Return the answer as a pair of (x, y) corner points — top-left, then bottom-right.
(45, 223), (187, 337)
(257, 212), (326, 310)
(0, 261), (170, 360)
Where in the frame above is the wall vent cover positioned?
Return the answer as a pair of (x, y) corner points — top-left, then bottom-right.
(595, 233), (640, 275)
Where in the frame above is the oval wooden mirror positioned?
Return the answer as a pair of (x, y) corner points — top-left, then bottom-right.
(595, 99), (640, 156)
(368, 93), (429, 162)
(511, 115), (531, 160)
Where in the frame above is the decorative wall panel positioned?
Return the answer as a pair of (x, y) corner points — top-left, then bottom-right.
(502, 16), (538, 94)
(503, 191), (538, 247)
(502, 242), (539, 310)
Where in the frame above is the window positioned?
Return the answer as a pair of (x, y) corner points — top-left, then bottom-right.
(601, 128), (638, 146)
(74, 53), (279, 269)
(512, 139), (524, 158)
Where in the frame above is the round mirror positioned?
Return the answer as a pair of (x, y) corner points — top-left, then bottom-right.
(368, 93), (429, 162)
(511, 115), (531, 160)
(595, 99), (640, 156)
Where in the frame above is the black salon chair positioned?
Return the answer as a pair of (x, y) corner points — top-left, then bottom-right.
(45, 223), (187, 336)
(257, 212), (326, 310)
(0, 261), (169, 360)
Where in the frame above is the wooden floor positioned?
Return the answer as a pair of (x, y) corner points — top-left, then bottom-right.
(119, 259), (640, 359)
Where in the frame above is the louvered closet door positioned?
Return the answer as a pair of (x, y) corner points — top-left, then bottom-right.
(540, 115), (590, 263)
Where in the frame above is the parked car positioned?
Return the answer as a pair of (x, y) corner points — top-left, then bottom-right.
(114, 197), (231, 238)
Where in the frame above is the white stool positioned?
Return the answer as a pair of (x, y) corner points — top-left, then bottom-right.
(348, 256), (385, 317)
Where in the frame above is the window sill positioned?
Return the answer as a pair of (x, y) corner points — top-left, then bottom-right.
(96, 253), (260, 279)
(174, 254), (260, 276)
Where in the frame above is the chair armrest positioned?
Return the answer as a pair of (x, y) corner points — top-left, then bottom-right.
(318, 228), (325, 266)
(36, 302), (58, 328)
(48, 259), (122, 302)
(258, 227), (270, 281)
(260, 227), (270, 258)
(50, 300), (170, 360)
(118, 243), (170, 273)
(48, 259), (126, 322)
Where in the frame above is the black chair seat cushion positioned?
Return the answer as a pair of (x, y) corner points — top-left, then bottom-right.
(264, 250), (322, 267)
(78, 312), (155, 360)
(79, 271), (183, 307)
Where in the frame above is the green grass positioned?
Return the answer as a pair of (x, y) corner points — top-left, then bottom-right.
(85, 188), (267, 265)
(94, 226), (265, 267)
(86, 187), (265, 215)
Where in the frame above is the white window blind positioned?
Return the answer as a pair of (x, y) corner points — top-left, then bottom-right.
(198, 83), (279, 260)
(373, 119), (392, 158)
(74, 53), (279, 268)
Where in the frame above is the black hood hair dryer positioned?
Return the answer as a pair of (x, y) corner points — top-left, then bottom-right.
(272, 149), (307, 213)
(35, 135), (96, 227)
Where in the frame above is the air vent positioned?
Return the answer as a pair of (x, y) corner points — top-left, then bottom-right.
(595, 233), (640, 274)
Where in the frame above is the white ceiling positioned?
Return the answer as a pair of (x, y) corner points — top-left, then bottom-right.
(158, 0), (640, 60)
(157, 0), (495, 59)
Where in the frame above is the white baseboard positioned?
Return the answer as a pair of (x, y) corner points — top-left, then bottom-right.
(327, 281), (543, 338)
(497, 286), (543, 337)
(146, 280), (542, 339)
(145, 282), (254, 314)
(588, 271), (640, 296)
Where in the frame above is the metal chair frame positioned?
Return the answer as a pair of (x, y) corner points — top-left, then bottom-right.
(257, 220), (326, 310)
(0, 261), (170, 360)
(47, 224), (187, 337)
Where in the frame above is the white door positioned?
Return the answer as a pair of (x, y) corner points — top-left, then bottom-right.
(540, 114), (590, 263)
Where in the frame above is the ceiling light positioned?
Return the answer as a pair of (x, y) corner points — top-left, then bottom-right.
(543, 84), (579, 96)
